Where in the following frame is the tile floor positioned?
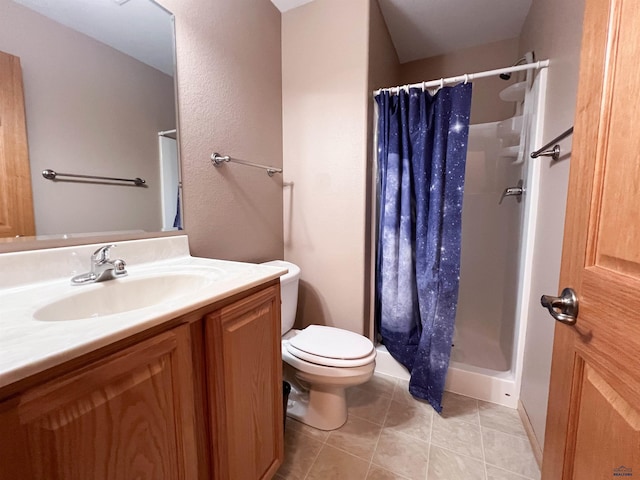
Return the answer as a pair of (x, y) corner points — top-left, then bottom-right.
(275, 373), (540, 480)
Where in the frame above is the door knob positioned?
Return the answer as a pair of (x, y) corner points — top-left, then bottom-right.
(540, 288), (579, 325)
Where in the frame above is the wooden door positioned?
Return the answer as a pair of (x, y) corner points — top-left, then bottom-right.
(542, 0), (640, 478)
(205, 285), (284, 480)
(0, 50), (35, 238)
(0, 326), (198, 480)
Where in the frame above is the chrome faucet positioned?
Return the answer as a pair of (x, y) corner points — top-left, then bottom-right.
(71, 244), (128, 285)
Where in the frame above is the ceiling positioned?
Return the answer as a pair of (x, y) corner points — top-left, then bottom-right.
(270, 0), (533, 64)
(13, 0), (175, 75)
(16, 0), (533, 75)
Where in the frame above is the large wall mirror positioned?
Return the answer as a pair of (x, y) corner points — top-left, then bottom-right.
(0, 0), (180, 247)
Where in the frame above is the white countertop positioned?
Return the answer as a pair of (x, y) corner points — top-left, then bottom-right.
(0, 235), (286, 389)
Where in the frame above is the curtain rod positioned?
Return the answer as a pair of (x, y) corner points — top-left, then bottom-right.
(373, 59), (550, 95)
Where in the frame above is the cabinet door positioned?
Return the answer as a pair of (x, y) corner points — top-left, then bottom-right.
(206, 285), (284, 480)
(0, 325), (198, 480)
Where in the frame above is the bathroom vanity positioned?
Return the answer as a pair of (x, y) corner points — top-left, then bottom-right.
(0, 236), (286, 480)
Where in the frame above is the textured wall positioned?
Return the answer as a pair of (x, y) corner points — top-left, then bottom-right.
(517, 0), (585, 450)
(0, 1), (174, 236)
(282, 0), (370, 334)
(160, 0), (284, 262)
(366, 0), (401, 338)
(399, 38), (520, 124)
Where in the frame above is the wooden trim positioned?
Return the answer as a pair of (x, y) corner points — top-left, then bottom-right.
(517, 400), (543, 468)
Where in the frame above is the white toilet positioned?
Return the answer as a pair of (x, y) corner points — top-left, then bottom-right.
(263, 260), (376, 431)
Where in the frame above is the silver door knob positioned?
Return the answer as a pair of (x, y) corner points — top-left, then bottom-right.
(540, 288), (579, 325)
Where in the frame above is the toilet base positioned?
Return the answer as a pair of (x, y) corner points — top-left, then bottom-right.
(283, 362), (374, 431)
(286, 381), (348, 431)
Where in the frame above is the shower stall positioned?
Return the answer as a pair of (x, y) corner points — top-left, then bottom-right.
(375, 67), (549, 408)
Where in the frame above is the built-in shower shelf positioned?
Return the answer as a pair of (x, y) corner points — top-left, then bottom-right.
(497, 115), (523, 140)
(499, 81), (527, 102)
(499, 145), (520, 158)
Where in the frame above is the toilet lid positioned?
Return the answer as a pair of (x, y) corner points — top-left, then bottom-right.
(286, 343), (377, 368)
(288, 325), (374, 361)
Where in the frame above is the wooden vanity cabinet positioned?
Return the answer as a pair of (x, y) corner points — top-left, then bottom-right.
(205, 284), (284, 480)
(0, 281), (283, 480)
(0, 325), (198, 480)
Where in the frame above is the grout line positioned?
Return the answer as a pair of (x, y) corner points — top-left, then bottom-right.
(365, 387), (394, 479)
(302, 440), (325, 480)
(369, 461), (413, 480)
(483, 460), (537, 479)
(477, 400), (489, 480)
(424, 441), (431, 480)
(481, 425), (531, 440)
(426, 405), (434, 480)
(428, 442), (485, 463)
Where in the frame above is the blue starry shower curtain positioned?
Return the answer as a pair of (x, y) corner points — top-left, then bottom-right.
(375, 83), (472, 413)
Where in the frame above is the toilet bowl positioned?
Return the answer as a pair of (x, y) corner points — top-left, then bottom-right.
(263, 260), (376, 431)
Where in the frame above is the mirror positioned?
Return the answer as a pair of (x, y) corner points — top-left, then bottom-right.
(0, 0), (180, 246)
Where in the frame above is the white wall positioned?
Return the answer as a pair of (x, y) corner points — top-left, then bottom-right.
(517, 0), (585, 449)
(282, 0), (370, 334)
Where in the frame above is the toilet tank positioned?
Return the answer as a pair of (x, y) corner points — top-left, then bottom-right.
(262, 260), (300, 335)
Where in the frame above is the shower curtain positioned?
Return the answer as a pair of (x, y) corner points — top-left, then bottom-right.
(375, 83), (472, 413)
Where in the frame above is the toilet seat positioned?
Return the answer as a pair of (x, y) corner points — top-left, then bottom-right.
(286, 325), (375, 368)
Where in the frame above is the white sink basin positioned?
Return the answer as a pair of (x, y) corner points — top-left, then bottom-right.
(34, 272), (216, 321)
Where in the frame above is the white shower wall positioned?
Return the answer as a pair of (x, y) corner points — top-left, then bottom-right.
(453, 121), (524, 372)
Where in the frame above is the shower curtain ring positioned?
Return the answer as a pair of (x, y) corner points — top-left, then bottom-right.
(422, 81), (426, 92)
(464, 74), (469, 84)
(440, 78), (444, 89)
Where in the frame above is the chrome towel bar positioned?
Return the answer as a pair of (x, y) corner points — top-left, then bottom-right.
(530, 127), (574, 160)
(42, 169), (146, 186)
(211, 153), (282, 177)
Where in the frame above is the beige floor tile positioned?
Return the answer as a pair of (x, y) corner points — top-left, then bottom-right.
(427, 445), (486, 480)
(366, 464), (411, 479)
(372, 429), (430, 480)
(326, 415), (382, 461)
(478, 401), (527, 437)
(392, 379), (436, 413)
(348, 386), (393, 425)
(286, 417), (331, 442)
(306, 445), (370, 480)
(482, 429), (540, 479)
(430, 412), (484, 459)
(277, 428), (324, 480)
(486, 464), (535, 479)
(441, 391), (480, 425)
(392, 379), (415, 405)
(359, 373), (398, 397)
(384, 399), (432, 442)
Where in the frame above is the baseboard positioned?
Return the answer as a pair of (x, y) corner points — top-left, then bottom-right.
(517, 400), (543, 468)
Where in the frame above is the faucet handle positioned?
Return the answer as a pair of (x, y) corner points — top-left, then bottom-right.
(498, 179), (524, 205)
(112, 258), (128, 277)
(92, 244), (116, 264)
